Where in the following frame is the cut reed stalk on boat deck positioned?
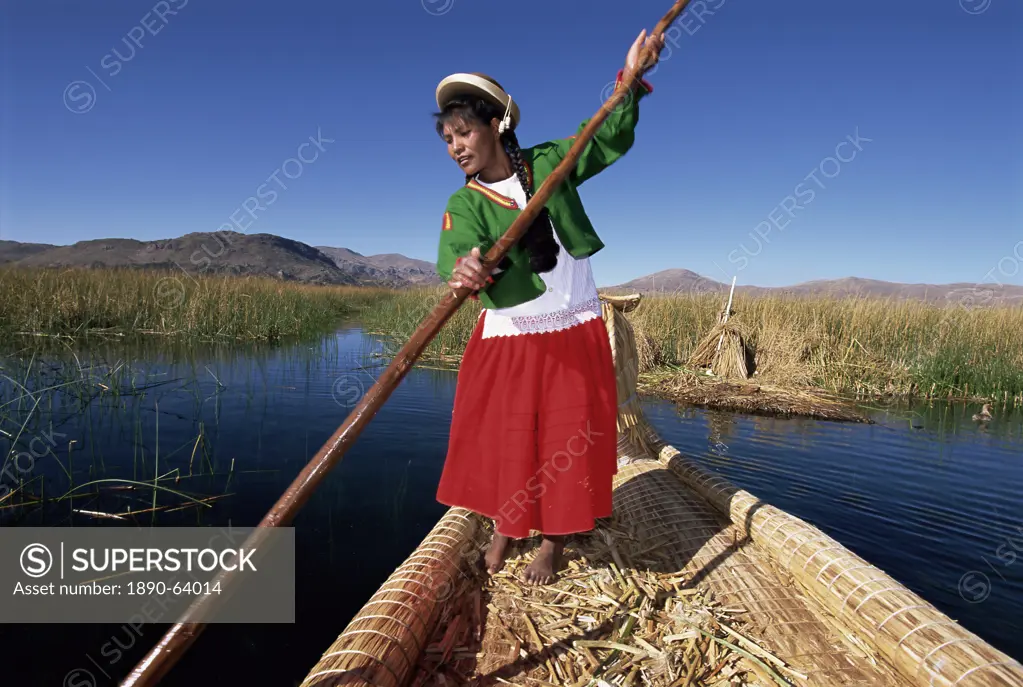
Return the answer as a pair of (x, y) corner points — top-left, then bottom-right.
(406, 456), (909, 686)
(409, 516), (771, 686)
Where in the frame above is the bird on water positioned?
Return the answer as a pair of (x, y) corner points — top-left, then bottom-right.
(972, 403), (993, 422)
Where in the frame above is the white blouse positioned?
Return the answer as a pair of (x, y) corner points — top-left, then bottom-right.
(472, 173), (602, 339)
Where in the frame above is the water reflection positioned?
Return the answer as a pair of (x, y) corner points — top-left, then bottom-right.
(705, 410), (736, 458)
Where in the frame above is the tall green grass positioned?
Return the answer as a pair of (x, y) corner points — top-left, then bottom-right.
(5, 268), (1021, 402)
(623, 292), (1023, 401)
(0, 267), (392, 342)
(361, 288), (1023, 402)
(360, 285), (483, 362)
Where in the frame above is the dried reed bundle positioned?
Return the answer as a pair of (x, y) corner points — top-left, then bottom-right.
(601, 295), (657, 463)
(688, 322), (754, 380)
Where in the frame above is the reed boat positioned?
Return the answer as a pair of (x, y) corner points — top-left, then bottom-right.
(299, 295), (1023, 687)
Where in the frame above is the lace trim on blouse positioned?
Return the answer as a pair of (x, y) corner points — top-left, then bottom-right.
(482, 296), (602, 338)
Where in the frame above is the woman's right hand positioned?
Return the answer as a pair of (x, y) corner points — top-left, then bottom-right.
(449, 246), (489, 291)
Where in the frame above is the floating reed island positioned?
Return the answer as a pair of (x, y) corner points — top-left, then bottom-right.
(300, 295), (1023, 687)
(618, 288), (1023, 412)
(638, 298), (871, 423)
(360, 284), (1023, 416)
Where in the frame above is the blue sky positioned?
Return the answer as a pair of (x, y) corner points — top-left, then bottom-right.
(1, 0), (1020, 288)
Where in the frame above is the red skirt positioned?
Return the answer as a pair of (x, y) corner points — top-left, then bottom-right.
(436, 313), (618, 539)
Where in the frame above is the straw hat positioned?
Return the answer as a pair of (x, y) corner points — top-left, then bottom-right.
(435, 72), (520, 132)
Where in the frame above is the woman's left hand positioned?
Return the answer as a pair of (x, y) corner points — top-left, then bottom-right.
(625, 28), (666, 75)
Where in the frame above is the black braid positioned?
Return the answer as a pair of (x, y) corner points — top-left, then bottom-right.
(501, 130), (559, 273)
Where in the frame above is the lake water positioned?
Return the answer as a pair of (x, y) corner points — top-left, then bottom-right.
(1, 325), (1021, 686)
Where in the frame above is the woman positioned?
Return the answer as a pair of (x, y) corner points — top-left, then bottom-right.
(432, 29), (663, 585)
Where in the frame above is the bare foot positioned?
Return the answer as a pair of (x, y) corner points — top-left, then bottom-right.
(523, 536), (565, 585)
(485, 532), (510, 574)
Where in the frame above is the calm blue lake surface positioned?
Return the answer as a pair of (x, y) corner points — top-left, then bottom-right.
(1, 325), (1020, 686)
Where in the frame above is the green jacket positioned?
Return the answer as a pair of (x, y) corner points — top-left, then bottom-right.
(436, 72), (653, 309)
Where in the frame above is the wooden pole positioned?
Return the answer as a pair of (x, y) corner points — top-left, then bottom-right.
(119, 3), (694, 684)
(709, 276), (736, 375)
(715, 276), (737, 350)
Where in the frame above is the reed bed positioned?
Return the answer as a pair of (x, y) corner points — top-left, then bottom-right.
(361, 284), (483, 363)
(5, 267), (1022, 406)
(362, 287), (1023, 406)
(0, 267), (391, 342)
(627, 291), (1023, 404)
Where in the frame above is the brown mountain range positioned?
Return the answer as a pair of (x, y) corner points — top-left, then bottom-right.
(608, 269), (1023, 306)
(2, 234), (1019, 305)
(314, 246), (440, 287)
(0, 233), (440, 287)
